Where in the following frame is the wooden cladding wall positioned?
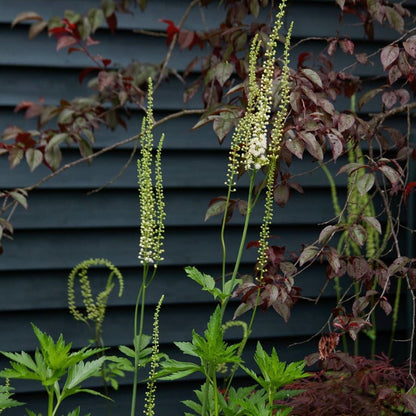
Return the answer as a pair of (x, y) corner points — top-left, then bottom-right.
(0, 1), (413, 414)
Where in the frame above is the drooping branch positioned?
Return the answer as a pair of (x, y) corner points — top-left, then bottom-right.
(24, 108), (204, 192)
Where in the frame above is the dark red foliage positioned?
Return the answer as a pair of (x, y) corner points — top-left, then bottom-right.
(280, 353), (416, 415)
(160, 19), (180, 46)
(233, 245), (301, 322)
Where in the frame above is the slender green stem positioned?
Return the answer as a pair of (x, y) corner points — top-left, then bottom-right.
(212, 366), (219, 416)
(319, 162), (342, 218)
(225, 289), (260, 394)
(268, 387), (273, 416)
(201, 365), (211, 416)
(388, 277), (402, 357)
(319, 162), (350, 353)
(131, 264), (149, 416)
(220, 190), (231, 293)
(221, 173), (256, 316)
(370, 312), (377, 359)
(47, 388), (54, 416)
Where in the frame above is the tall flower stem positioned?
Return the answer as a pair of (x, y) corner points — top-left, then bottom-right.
(220, 172), (256, 316)
(130, 264), (148, 416)
(131, 78), (165, 416)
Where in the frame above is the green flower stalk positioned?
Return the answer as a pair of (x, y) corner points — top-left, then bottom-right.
(132, 78), (166, 416)
(257, 21), (293, 277)
(221, 2), (293, 296)
(143, 295), (164, 416)
(225, 0), (290, 188)
(137, 79), (166, 267)
(67, 258), (124, 338)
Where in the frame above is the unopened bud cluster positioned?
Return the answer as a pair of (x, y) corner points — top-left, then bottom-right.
(138, 80), (166, 266)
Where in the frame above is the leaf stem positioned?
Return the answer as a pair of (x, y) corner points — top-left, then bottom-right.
(47, 388), (54, 416)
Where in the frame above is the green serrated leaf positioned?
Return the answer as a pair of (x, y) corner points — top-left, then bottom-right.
(185, 267), (224, 300)
(1, 350), (38, 374)
(158, 358), (201, 381)
(174, 341), (199, 357)
(64, 357), (106, 391)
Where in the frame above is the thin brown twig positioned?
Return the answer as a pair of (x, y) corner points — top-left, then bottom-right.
(133, 29), (167, 37)
(24, 109), (204, 193)
(154, 0), (201, 90)
(87, 136), (140, 195)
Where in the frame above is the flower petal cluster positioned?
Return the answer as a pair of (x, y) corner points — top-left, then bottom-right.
(226, 0), (292, 183)
(225, 0), (293, 279)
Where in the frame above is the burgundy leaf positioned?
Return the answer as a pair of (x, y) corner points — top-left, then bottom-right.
(381, 91), (397, 109)
(380, 44), (400, 70)
(380, 299), (392, 315)
(348, 224), (367, 247)
(56, 35), (78, 52)
(105, 12), (117, 34)
(274, 184), (290, 207)
(388, 65), (402, 84)
(358, 88), (382, 110)
(403, 35), (416, 58)
(204, 197), (227, 221)
(299, 245), (319, 266)
(328, 133), (344, 161)
(285, 135), (304, 159)
(319, 225), (338, 245)
(339, 39), (354, 55)
(78, 67), (99, 84)
(347, 256), (369, 279)
(396, 88), (410, 105)
(356, 173), (375, 196)
(378, 165), (402, 186)
(299, 131), (323, 161)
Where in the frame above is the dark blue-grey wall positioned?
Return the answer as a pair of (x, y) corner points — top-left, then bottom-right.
(0, 1), (414, 415)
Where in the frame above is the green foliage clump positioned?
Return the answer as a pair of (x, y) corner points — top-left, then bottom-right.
(0, 324), (111, 416)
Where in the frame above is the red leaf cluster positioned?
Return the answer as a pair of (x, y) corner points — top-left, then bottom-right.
(280, 354), (416, 415)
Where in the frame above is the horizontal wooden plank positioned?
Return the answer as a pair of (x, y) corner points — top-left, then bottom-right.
(0, 28), (392, 82)
(0, 297), (406, 352)
(0, 109), (225, 150)
(1, 148), (348, 189)
(0, 225), (322, 270)
(9, 187), (339, 229)
(0, 67), (203, 111)
(1, 0), (411, 41)
(0, 65), (392, 118)
(0, 106), (409, 156)
(0, 261), (340, 312)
